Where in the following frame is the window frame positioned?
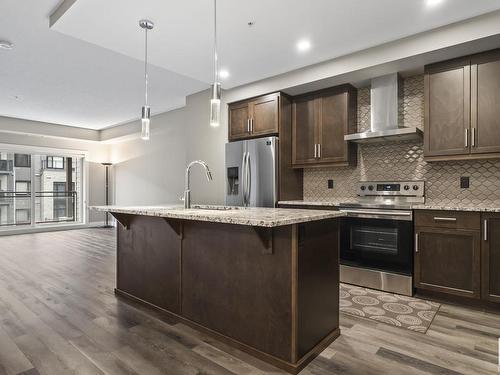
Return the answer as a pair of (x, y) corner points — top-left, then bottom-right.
(46, 156), (65, 170)
(14, 154), (31, 168)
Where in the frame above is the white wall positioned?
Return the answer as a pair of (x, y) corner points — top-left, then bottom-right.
(109, 108), (187, 206)
(184, 89), (227, 205)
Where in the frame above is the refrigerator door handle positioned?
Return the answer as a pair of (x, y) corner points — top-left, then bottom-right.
(241, 151), (247, 206)
(246, 152), (251, 206)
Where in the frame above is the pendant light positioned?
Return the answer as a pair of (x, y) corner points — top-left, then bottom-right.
(139, 19), (154, 140)
(210, 0), (221, 127)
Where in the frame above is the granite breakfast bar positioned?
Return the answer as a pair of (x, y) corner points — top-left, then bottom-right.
(92, 205), (344, 373)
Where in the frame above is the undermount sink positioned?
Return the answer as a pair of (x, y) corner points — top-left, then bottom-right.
(191, 205), (241, 211)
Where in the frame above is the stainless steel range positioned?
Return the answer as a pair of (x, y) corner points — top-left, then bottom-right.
(339, 180), (425, 296)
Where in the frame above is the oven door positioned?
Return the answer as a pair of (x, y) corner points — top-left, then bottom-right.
(340, 216), (413, 275)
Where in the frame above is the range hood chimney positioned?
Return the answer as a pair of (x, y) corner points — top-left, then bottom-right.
(345, 73), (423, 143)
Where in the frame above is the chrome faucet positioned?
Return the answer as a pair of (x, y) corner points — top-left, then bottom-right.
(183, 160), (213, 208)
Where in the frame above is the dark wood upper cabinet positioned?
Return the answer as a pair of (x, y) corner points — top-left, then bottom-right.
(481, 213), (500, 303)
(228, 93), (279, 141)
(292, 85), (357, 168)
(228, 102), (251, 141)
(291, 95), (317, 166)
(424, 59), (471, 158)
(319, 91), (350, 164)
(250, 93), (279, 137)
(425, 48), (500, 161)
(471, 50), (500, 155)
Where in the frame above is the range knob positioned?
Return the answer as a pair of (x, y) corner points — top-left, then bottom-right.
(360, 185), (366, 191)
(404, 185), (410, 191)
(413, 185), (419, 191)
(368, 185), (374, 191)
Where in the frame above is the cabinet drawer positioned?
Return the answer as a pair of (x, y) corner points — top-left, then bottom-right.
(415, 210), (480, 230)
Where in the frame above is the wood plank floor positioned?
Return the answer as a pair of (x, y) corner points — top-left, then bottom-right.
(0, 228), (498, 375)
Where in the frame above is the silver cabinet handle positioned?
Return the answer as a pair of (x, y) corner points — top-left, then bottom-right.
(415, 233), (419, 253)
(247, 119), (250, 133)
(314, 144), (317, 159)
(471, 128), (476, 147)
(484, 219), (488, 241)
(318, 143), (321, 159)
(433, 217), (457, 222)
(465, 128), (469, 148)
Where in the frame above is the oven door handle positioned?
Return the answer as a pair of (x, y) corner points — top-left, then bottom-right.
(340, 209), (413, 221)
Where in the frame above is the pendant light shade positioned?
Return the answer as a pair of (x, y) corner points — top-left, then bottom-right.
(209, 0), (221, 127)
(141, 105), (151, 140)
(210, 82), (221, 127)
(139, 19), (154, 140)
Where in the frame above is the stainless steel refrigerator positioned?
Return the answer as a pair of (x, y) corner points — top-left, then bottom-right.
(225, 136), (277, 207)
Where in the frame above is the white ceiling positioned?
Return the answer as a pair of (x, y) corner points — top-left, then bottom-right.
(2, 0), (500, 130)
(0, 0), (206, 129)
(52, 0), (500, 89)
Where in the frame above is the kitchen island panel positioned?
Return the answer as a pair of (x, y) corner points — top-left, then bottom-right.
(182, 221), (294, 361)
(298, 219), (339, 358)
(117, 214), (182, 314)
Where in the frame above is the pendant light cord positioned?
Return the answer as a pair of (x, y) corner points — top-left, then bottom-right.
(214, 0), (218, 84)
(144, 27), (149, 106)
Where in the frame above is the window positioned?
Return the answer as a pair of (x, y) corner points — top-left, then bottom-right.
(46, 156), (64, 169)
(53, 182), (75, 221)
(0, 205), (5, 225)
(15, 209), (30, 224)
(15, 181), (31, 193)
(14, 154), (31, 168)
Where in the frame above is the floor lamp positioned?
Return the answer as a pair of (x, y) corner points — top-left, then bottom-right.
(101, 162), (113, 228)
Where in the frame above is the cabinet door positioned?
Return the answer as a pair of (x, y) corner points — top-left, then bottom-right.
(228, 102), (250, 141)
(292, 96), (318, 166)
(250, 93), (279, 137)
(482, 214), (500, 303)
(415, 227), (480, 299)
(471, 51), (500, 154)
(318, 92), (348, 164)
(424, 60), (471, 158)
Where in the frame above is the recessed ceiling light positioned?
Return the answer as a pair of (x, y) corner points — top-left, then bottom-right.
(0, 41), (14, 50)
(296, 39), (311, 53)
(426, 0), (443, 7)
(9, 94), (23, 102)
(219, 69), (230, 79)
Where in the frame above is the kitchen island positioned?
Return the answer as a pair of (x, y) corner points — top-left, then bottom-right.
(92, 205), (343, 374)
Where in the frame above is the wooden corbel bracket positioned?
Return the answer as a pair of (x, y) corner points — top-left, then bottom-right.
(253, 227), (274, 255)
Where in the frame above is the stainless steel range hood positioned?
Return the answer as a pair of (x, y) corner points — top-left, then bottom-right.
(345, 74), (423, 144)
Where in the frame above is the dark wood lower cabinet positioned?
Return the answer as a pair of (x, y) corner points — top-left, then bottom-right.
(482, 214), (500, 303)
(415, 226), (481, 299)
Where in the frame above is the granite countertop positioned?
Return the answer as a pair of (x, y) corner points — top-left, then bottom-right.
(278, 200), (500, 213)
(412, 204), (500, 213)
(91, 205), (344, 227)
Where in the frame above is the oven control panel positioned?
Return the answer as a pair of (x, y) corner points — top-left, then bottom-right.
(358, 181), (425, 197)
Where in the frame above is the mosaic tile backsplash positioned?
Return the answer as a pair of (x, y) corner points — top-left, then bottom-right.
(303, 75), (500, 207)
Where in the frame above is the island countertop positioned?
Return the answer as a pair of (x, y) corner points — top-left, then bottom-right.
(91, 205), (344, 227)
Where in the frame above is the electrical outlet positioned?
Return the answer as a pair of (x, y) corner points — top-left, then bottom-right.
(460, 176), (470, 189)
(327, 179), (334, 189)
